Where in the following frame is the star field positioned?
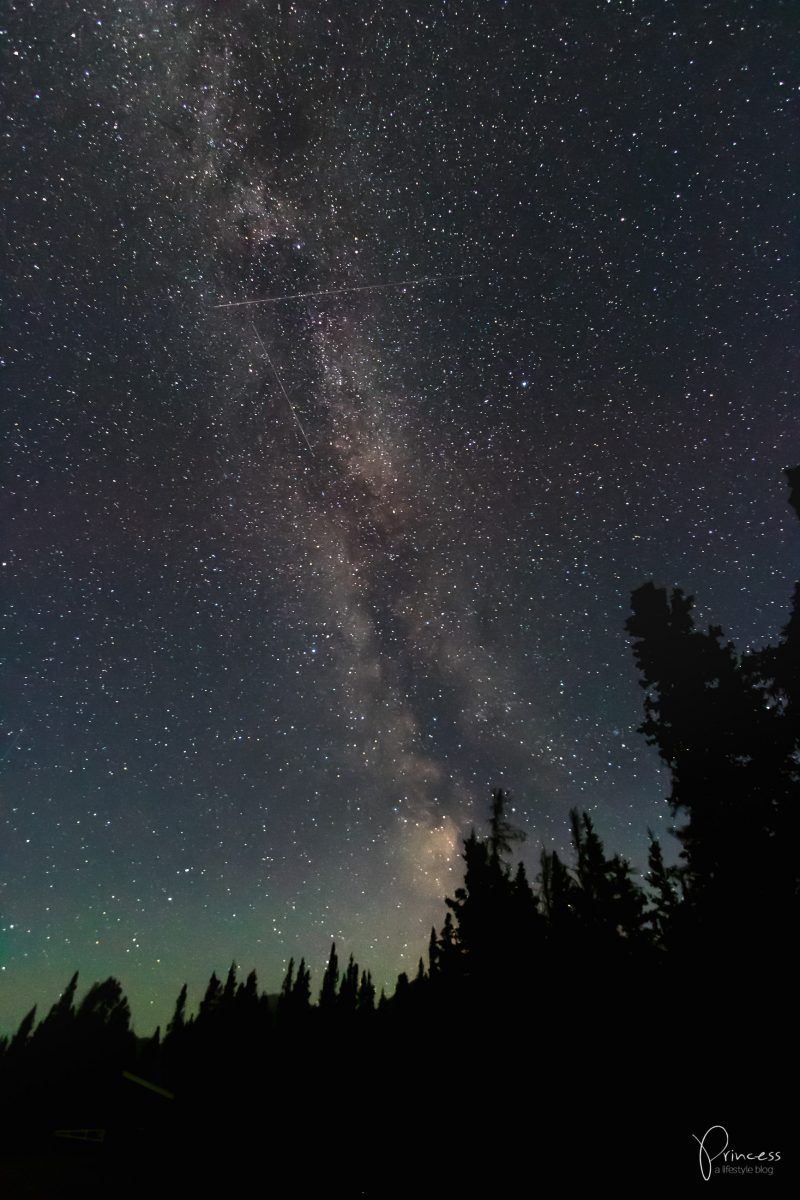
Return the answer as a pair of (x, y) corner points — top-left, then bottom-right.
(1, 0), (798, 1033)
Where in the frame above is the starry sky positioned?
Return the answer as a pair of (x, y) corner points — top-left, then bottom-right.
(2, 0), (798, 1034)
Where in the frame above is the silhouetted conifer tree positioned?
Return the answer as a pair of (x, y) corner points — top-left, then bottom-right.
(606, 854), (647, 942)
(568, 810), (646, 945)
(538, 848), (576, 932)
(166, 983), (188, 1039)
(198, 971), (223, 1022)
(319, 942), (339, 1012)
(626, 476), (799, 950)
(76, 978), (131, 1037)
(223, 961), (237, 1006)
(393, 972), (410, 1005)
(46, 971), (78, 1023)
(8, 1006), (36, 1057)
(238, 969), (259, 1011)
(428, 926), (439, 977)
(442, 790), (541, 1003)
(488, 787), (525, 864)
(70, 977), (135, 1101)
(570, 810), (608, 925)
(339, 953), (359, 1013)
(437, 910), (458, 970)
(646, 833), (681, 945)
(292, 959), (311, 1011)
(357, 970), (375, 1014)
(279, 958), (295, 1017)
(31, 971), (78, 1055)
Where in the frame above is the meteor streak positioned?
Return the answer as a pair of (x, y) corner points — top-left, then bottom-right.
(250, 322), (315, 455)
(214, 273), (470, 309)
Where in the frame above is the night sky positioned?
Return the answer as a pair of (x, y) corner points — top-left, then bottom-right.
(2, 0), (798, 1035)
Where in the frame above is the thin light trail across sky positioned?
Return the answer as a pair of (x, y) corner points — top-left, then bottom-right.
(249, 322), (315, 455)
(213, 273), (471, 308)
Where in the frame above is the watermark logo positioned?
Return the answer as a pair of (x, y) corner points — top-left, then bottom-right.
(693, 1125), (781, 1180)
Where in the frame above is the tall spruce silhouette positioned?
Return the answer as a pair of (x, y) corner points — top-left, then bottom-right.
(645, 832), (681, 948)
(625, 466), (800, 954)
(319, 941), (339, 1012)
(278, 957), (311, 1022)
(165, 982), (188, 1040)
(442, 788), (541, 1003)
(569, 809), (646, 945)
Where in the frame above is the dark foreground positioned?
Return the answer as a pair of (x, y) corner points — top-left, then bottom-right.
(0, 986), (791, 1196)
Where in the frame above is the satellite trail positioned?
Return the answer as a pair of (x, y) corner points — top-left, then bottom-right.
(214, 273), (470, 309)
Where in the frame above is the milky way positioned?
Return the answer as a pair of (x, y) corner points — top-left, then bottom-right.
(2, 0), (797, 1032)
